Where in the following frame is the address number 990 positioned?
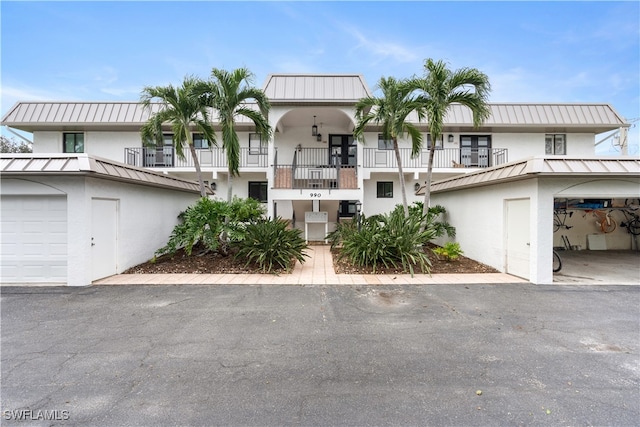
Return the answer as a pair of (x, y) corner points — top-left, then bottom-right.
(310, 192), (322, 198)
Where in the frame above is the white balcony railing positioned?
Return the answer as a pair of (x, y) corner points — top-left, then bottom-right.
(124, 147), (268, 169)
(363, 148), (508, 169)
(124, 146), (508, 171)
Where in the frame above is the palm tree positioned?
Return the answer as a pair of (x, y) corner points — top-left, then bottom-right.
(140, 76), (216, 197)
(354, 76), (426, 217)
(414, 59), (491, 215)
(201, 67), (271, 202)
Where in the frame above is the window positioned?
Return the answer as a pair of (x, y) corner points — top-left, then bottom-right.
(63, 133), (84, 153)
(248, 181), (268, 202)
(162, 134), (174, 147)
(427, 134), (443, 149)
(377, 134), (394, 150)
(193, 133), (210, 149)
(338, 200), (359, 217)
(377, 181), (393, 198)
(545, 134), (566, 155)
(249, 133), (266, 154)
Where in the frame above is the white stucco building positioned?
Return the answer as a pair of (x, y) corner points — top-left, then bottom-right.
(2, 74), (639, 285)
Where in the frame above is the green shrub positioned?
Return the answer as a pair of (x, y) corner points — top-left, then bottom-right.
(224, 197), (267, 242)
(432, 242), (464, 261)
(408, 202), (456, 240)
(156, 197), (265, 257)
(327, 202), (456, 275)
(332, 206), (432, 276)
(326, 218), (358, 249)
(235, 218), (309, 273)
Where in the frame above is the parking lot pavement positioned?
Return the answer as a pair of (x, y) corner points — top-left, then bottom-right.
(2, 283), (639, 426)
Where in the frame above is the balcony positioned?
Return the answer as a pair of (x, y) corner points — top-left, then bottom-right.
(273, 148), (357, 190)
(124, 147), (268, 169)
(123, 146), (508, 183)
(363, 148), (508, 169)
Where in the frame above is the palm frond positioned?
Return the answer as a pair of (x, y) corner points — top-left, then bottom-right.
(418, 58), (492, 214)
(204, 67), (272, 186)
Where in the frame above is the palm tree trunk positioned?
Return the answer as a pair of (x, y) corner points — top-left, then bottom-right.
(227, 173), (233, 203)
(189, 142), (207, 198)
(393, 139), (409, 217)
(422, 142), (436, 217)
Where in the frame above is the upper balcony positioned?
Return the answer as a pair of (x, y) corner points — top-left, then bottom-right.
(273, 148), (357, 190)
(124, 146), (508, 170)
(363, 147), (509, 169)
(124, 146), (268, 169)
(123, 146), (509, 184)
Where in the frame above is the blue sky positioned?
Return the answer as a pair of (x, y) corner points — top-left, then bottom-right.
(1, 1), (639, 154)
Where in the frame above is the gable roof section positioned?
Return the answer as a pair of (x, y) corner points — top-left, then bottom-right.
(262, 74), (372, 104)
(406, 103), (627, 133)
(2, 101), (629, 133)
(0, 153), (208, 194)
(0, 101), (259, 131)
(2, 102), (157, 126)
(418, 156), (640, 194)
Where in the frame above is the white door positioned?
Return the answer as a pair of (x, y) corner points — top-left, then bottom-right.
(91, 199), (118, 280)
(0, 195), (67, 283)
(505, 198), (530, 279)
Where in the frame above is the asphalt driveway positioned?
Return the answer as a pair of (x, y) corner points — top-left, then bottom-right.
(2, 283), (639, 426)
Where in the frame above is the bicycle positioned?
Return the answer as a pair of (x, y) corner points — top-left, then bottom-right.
(618, 208), (640, 235)
(590, 209), (617, 233)
(625, 198), (640, 208)
(553, 209), (573, 233)
(553, 250), (562, 273)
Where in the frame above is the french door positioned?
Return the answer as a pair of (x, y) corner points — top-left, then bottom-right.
(144, 134), (174, 167)
(329, 135), (356, 166)
(331, 135), (357, 217)
(460, 135), (491, 167)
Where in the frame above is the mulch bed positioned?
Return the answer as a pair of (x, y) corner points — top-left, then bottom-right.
(123, 243), (498, 275)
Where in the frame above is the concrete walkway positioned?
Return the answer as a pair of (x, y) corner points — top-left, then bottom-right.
(94, 245), (526, 286)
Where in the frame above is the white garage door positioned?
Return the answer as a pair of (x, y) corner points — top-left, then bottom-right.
(1, 196), (67, 283)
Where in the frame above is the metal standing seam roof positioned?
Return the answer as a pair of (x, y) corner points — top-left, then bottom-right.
(417, 156), (640, 194)
(262, 74), (372, 102)
(0, 154), (207, 194)
(1, 102), (158, 125)
(2, 101), (626, 132)
(406, 103), (627, 129)
(0, 102), (259, 128)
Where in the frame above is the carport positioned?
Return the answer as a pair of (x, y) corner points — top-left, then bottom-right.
(1, 154), (206, 286)
(426, 156), (640, 284)
(553, 250), (639, 284)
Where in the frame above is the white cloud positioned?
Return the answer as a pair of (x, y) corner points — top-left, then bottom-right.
(92, 66), (119, 85)
(346, 27), (419, 64)
(271, 57), (317, 74)
(1, 84), (74, 114)
(99, 86), (144, 98)
(483, 67), (556, 102)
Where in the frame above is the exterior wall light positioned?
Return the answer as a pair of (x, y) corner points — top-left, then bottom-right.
(312, 116), (318, 136)
(448, 134), (454, 143)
